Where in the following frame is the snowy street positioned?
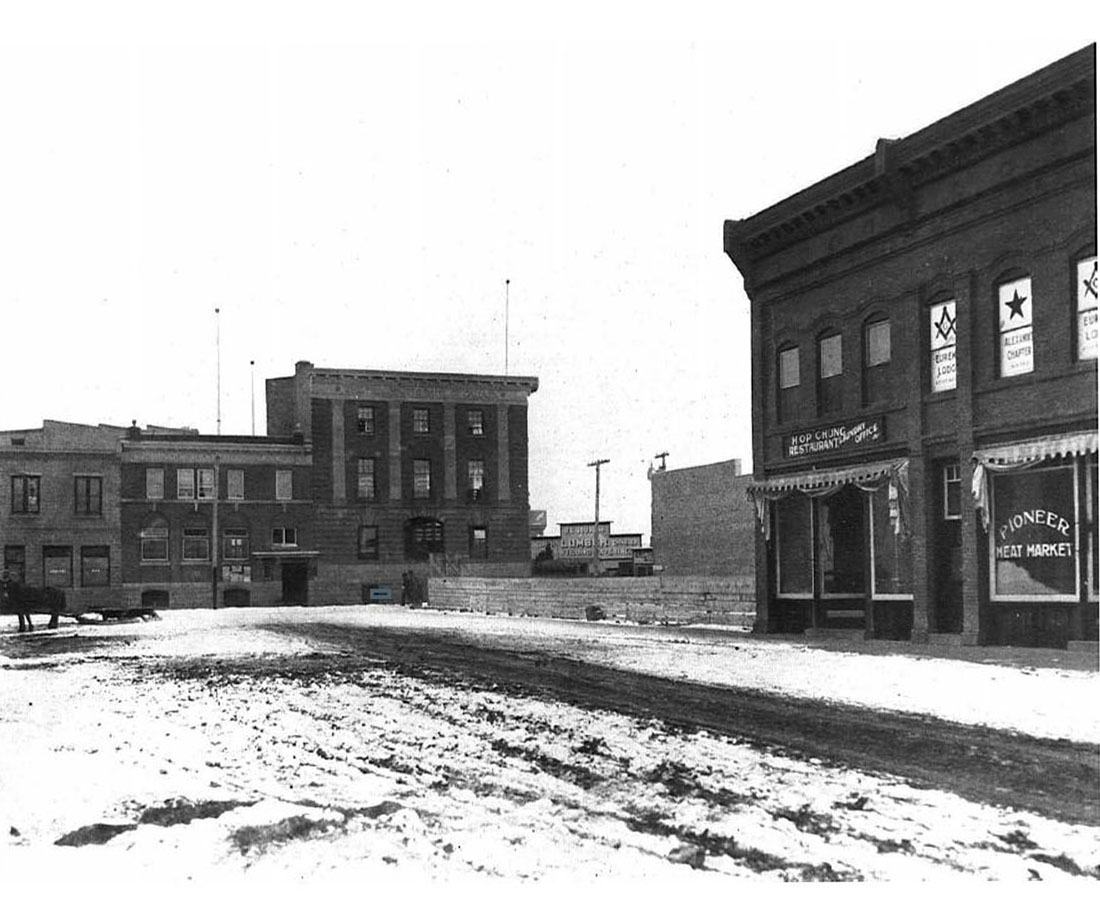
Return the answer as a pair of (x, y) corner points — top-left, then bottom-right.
(1, 605), (1098, 887)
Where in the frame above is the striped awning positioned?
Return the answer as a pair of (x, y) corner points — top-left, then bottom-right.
(973, 430), (1098, 467)
(746, 457), (906, 495)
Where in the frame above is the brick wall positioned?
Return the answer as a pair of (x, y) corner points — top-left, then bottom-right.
(426, 575), (756, 627)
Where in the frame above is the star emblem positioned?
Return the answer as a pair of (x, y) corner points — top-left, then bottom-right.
(1005, 288), (1027, 320)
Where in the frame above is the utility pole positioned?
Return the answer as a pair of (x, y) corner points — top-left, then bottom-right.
(587, 458), (609, 577)
(250, 360), (256, 436)
(211, 454), (220, 610)
(504, 278), (510, 375)
(215, 307), (222, 436)
(654, 451), (669, 471)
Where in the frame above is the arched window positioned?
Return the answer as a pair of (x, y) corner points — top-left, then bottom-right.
(996, 272), (1033, 377)
(140, 514), (169, 562)
(404, 517), (444, 561)
(817, 330), (843, 415)
(776, 342), (800, 424)
(862, 316), (891, 405)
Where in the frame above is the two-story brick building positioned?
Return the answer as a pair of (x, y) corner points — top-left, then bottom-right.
(724, 45), (1097, 647)
(266, 361), (539, 603)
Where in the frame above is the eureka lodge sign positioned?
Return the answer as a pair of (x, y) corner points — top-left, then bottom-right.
(784, 416), (884, 459)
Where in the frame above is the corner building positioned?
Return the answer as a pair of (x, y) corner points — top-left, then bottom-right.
(266, 361), (538, 602)
(724, 46), (1097, 647)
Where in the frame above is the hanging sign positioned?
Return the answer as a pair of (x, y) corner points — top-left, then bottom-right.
(784, 416), (884, 459)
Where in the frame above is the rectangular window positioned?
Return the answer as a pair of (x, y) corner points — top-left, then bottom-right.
(357, 525), (379, 561)
(43, 545), (72, 588)
(1078, 255), (1098, 360)
(999, 276), (1034, 377)
(818, 334), (843, 414)
(413, 459), (431, 499)
(74, 476), (103, 516)
(991, 465), (1077, 600)
(869, 486), (912, 598)
(775, 496), (812, 596)
(357, 405), (375, 435)
(272, 527), (298, 547)
(182, 527), (210, 561)
(275, 470), (293, 501)
(81, 546), (110, 587)
(819, 334), (842, 378)
(196, 468), (215, 500)
(227, 469), (245, 500)
(357, 458), (376, 500)
(470, 526), (488, 560)
(11, 475), (40, 514)
(943, 463), (962, 520)
(467, 409), (484, 436)
(223, 529), (249, 561)
(865, 319), (891, 367)
(177, 469), (195, 500)
(3, 545), (26, 583)
(1090, 457), (1098, 602)
(146, 468), (164, 500)
(141, 523), (168, 562)
(413, 408), (430, 434)
(778, 347), (800, 389)
(467, 459), (485, 501)
(930, 300), (958, 392)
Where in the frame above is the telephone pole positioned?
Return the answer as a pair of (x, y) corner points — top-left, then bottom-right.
(587, 458), (609, 577)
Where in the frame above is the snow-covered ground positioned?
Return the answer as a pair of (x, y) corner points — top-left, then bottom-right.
(1, 606), (1098, 891)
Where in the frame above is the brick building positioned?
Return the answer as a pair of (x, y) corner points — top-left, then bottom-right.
(649, 459), (756, 577)
(723, 46), (1097, 647)
(266, 361), (539, 602)
(118, 429), (313, 611)
(0, 421), (126, 614)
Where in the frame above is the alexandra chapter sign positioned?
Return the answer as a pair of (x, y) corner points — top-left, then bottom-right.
(992, 467), (1078, 598)
(784, 416), (884, 459)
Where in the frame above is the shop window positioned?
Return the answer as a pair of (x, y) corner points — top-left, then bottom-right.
(272, 527), (298, 547)
(74, 475), (103, 516)
(182, 527), (210, 561)
(869, 486), (912, 598)
(817, 332), (843, 415)
(467, 409), (484, 436)
(863, 318), (890, 405)
(43, 545), (72, 588)
(196, 468), (215, 500)
(470, 526), (489, 560)
(1090, 457), (1098, 602)
(177, 469), (195, 500)
(1077, 254), (1098, 360)
(357, 458), (376, 501)
(413, 459), (432, 499)
(818, 486), (865, 596)
(404, 517), (444, 561)
(775, 496), (812, 597)
(357, 405), (375, 435)
(3, 545), (26, 583)
(467, 460), (485, 502)
(357, 525), (379, 561)
(942, 463), (962, 520)
(275, 470), (293, 501)
(990, 465), (1077, 600)
(227, 469), (245, 500)
(223, 529), (249, 561)
(140, 514), (169, 562)
(998, 275), (1034, 377)
(929, 300), (957, 393)
(413, 408), (430, 434)
(146, 468), (164, 500)
(11, 475), (40, 514)
(776, 344), (799, 423)
(81, 546), (110, 587)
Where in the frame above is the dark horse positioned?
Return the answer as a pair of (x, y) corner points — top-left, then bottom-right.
(0, 572), (65, 632)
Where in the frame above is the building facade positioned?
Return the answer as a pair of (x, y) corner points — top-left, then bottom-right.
(724, 46), (1097, 647)
(267, 361), (539, 603)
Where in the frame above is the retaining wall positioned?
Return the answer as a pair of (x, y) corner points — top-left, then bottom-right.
(426, 575), (756, 627)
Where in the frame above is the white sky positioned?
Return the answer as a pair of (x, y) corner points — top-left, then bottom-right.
(0, 4), (1093, 539)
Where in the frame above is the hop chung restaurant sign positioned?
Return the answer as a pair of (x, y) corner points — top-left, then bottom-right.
(784, 416), (884, 459)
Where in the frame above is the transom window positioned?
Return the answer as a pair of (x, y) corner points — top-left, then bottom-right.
(12, 475), (41, 514)
(357, 405), (375, 435)
(413, 408), (430, 434)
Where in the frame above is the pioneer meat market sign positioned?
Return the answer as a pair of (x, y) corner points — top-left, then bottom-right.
(784, 416), (884, 459)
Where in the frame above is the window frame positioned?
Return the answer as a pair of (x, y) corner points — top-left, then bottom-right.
(271, 526), (298, 547)
(275, 470), (293, 501)
(817, 331), (843, 415)
(868, 486), (913, 600)
(11, 474), (41, 514)
(357, 525), (380, 561)
(223, 528), (250, 561)
(182, 526), (211, 562)
(176, 468), (195, 500)
(774, 494), (814, 600)
(1076, 253), (1098, 362)
(196, 468), (216, 500)
(80, 545), (111, 588)
(778, 345), (800, 390)
(997, 274), (1035, 378)
(146, 468), (164, 500)
(469, 526), (489, 561)
(227, 469), (245, 501)
(42, 545), (73, 589)
(74, 475), (103, 516)
(929, 299), (958, 393)
(942, 462), (962, 521)
(467, 459), (485, 502)
(864, 318), (891, 368)
(140, 515), (169, 563)
(357, 457), (376, 501)
(413, 459), (432, 499)
(412, 407), (431, 434)
(467, 409), (485, 436)
(357, 405), (376, 435)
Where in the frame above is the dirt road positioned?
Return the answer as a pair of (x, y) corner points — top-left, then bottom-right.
(270, 622), (1100, 828)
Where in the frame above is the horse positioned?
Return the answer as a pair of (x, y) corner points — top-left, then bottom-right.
(1, 573), (64, 632)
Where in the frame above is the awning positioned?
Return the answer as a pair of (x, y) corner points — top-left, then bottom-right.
(971, 429), (1098, 531)
(746, 457), (907, 495)
(973, 429), (1098, 466)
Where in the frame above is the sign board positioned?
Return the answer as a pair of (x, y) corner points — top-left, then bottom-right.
(999, 276), (1034, 376)
(784, 416), (884, 459)
(1078, 256), (1098, 360)
(930, 300), (957, 393)
(993, 467), (1077, 598)
(222, 565), (252, 584)
(552, 523), (644, 561)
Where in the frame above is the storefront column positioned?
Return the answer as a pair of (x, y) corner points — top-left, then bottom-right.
(956, 275), (981, 645)
(908, 456), (930, 642)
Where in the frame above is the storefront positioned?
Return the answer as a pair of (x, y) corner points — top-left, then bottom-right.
(748, 458), (913, 637)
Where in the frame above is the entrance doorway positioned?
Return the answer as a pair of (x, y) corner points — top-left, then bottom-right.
(282, 561), (309, 605)
(933, 461), (963, 633)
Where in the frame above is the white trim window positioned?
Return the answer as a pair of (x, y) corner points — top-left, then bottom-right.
(942, 462), (962, 520)
(176, 469), (195, 500)
(998, 276), (1034, 377)
(272, 527), (297, 547)
(197, 468), (216, 500)
(1077, 255), (1098, 360)
(868, 485), (913, 599)
(930, 300), (957, 392)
